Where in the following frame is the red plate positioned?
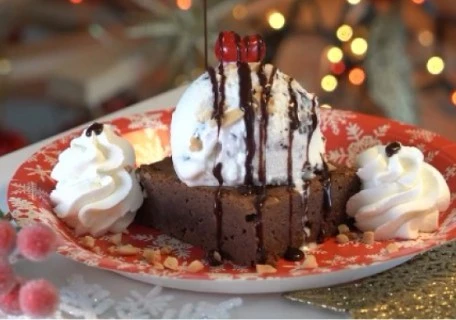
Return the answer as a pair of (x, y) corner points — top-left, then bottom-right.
(7, 109), (456, 293)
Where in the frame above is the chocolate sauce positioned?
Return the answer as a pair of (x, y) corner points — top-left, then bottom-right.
(284, 78), (304, 261)
(86, 122), (104, 137)
(213, 62), (226, 131)
(238, 62), (255, 185)
(257, 65), (277, 186)
(284, 246), (304, 261)
(213, 163), (224, 253)
(203, 0), (208, 69)
(386, 141), (401, 157)
(316, 154), (332, 242)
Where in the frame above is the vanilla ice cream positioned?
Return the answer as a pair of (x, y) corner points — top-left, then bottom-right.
(50, 123), (143, 236)
(171, 62), (325, 191)
(347, 142), (450, 240)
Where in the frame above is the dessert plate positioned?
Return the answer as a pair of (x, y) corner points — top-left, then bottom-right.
(7, 109), (456, 294)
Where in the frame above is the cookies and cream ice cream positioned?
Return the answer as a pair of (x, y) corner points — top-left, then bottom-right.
(50, 123), (143, 237)
(171, 62), (325, 192)
(347, 142), (450, 240)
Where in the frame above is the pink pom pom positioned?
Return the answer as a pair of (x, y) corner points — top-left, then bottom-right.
(0, 260), (16, 295)
(0, 279), (23, 315)
(17, 224), (56, 261)
(0, 221), (16, 256)
(19, 279), (59, 318)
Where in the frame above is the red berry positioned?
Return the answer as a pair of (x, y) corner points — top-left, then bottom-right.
(17, 224), (56, 262)
(0, 221), (16, 256)
(0, 260), (16, 295)
(0, 280), (23, 315)
(214, 31), (242, 62)
(242, 34), (266, 63)
(19, 279), (59, 318)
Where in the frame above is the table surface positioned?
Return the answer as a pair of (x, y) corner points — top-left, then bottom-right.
(0, 86), (346, 319)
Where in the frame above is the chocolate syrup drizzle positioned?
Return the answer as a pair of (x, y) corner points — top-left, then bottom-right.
(283, 78), (304, 261)
(253, 64), (277, 262)
(238, 63), (255, 185)
(86, 122), (104, 137)
(212, 163), (224, 254)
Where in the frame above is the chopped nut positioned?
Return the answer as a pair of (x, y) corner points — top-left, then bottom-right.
(338, 224), (350, 234)
(109, 244), (140, 256)
(143, 248), (161, 263)
(80, 236), (95, 248)
(93, 246), (103, 255)
(187, 260), (205, 273)
(153, 262), (164, 270)
(336, 233), (350, 244)
(163, 256), (179, 271)
(109, 233), (122, 245)
(196, 107), (213, 123)
(189, 136), (203, 152)
(256, 264), (277, 274)
(302, 254), (318, 269)
(221, 108), (244, 127)
(160, 246), (173, 255)
(362, 231), (375, 245)
(386, 243), (399, 253)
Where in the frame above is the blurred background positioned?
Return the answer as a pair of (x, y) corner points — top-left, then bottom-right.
(0, 0), (455, 156)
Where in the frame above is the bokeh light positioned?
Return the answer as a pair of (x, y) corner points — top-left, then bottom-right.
(70, 0), (83, 4)
(321, 75), (338, 92)
(330, 61), (346, 75)
(350, 38), (368, 56)
(348, 67), (365, 85)
(268, 11), (286, 30)
(411, 0), (425, 4)
(451, 91), (456, 105)
(426, 56), (445, 75)
(418, 30), (434, 47)
(176, 0), (192, 11)
(347, 0), (362, 4)
(327, 47), (344, 63)
(0, 59), (12, 75)
(336, 24), (353, 42)
(232, 4), (248, 20)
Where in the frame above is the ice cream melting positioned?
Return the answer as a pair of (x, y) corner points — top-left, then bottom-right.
(50, 123), (144, 237)
(347, 142), (450, 240)
(171, 31), (329, 262)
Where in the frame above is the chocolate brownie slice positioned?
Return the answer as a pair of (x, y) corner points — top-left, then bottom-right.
(136, 157), (360, 266)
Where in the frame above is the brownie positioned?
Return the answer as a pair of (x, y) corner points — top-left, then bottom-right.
(136, 157), (360, 266)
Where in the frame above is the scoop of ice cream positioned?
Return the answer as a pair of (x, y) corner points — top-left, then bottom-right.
(346, 142), (450, 240)
(50, 123), (144, 237)
(171, 62), (325, 191)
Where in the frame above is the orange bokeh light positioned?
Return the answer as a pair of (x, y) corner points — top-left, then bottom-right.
(412, 0), (425, 4)
(70, 0), (83, 4)
(176, 0), (192, 10)
(348, 67), (365, 85)
(451, 91), (456, 105)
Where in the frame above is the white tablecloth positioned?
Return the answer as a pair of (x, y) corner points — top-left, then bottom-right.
(0, 87), (345, 319)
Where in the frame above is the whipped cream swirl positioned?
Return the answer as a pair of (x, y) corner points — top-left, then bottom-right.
(50, 123), (143, 237)
(347, 142), (450, 240)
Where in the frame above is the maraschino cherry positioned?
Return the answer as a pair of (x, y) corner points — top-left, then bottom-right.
(214, 31), (242, 62)
(214, 31), (266, 63)
(242, 34), (266, 63)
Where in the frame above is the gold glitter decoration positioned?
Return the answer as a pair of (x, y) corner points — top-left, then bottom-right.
(284, 241), (456, 319)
